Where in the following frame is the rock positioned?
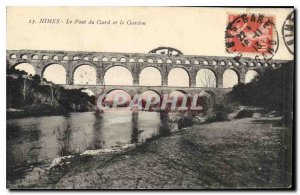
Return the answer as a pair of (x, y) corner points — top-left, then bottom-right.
(80, 148), (122, 156)
(253, 112), (262, 118)
(49, 155), (73, 169)
(228, 106), (264, 120)
(235, 109), (254, 119)
(121, 144), (136, 150)
(194, 116), (207, 124)
(266, 111), (277, 118)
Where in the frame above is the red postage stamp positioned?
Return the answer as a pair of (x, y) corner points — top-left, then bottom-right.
(225, 14), (277, 55)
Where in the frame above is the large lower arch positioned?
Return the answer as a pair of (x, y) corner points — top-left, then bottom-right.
(12, 63), (35, 75)
(139, 67), (162, 86)
(103, 89), (131, 108)
(168, 68), (190, 87)
(73, 64), (97, 85)
(140, 90), (161, 110)
(43, 64), (66, 84)
(223, 69), (239, 88)
(166, 90), (191, 110)
(196, 69), (217, 88)
(245, 70), (259, 83)
(104, 66), (133, 86)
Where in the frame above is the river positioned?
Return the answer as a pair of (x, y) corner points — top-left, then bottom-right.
(7, 109), (177, 171)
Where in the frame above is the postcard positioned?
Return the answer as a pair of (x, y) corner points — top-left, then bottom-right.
(6, 6), (294, 189)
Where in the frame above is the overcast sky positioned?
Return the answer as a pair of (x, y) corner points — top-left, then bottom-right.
(7, 7), (293, 60)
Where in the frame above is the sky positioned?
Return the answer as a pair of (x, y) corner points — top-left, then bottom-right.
(8, 7), (294, 88)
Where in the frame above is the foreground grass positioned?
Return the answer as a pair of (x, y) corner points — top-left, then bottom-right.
(52, 117), (292, 189)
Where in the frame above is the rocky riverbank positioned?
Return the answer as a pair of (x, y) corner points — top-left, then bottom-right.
(8, 115), (292, 189)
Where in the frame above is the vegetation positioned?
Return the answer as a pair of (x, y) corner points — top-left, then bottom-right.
(229, 62), (294, 126)
(7, 66), (95, 118)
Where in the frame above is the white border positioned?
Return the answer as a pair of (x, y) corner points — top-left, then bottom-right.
(1, 0), (298, 194)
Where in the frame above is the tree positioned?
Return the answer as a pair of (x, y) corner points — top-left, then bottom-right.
(197, 69), (216, 88)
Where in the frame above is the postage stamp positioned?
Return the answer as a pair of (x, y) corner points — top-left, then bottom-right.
(225, 13), (279, 62)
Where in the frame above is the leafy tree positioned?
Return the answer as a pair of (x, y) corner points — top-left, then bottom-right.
(229, 62), (293, 126)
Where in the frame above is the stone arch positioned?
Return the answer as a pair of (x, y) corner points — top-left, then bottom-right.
(249, 62), (255, 67)
(138, 58), (144, 63)
(157, 59), (163, 63)
(166, 59), (172, 64)
(196, 68), (217, 88)
(92, 57), (99, 61)
(63, 56), (69, 61)
(31, 54), (38, 60)
(203, 60), (208, 65)
(104, 65), (133, 85)
(21, 54), (28, 59)
(212, 60), (217, 65)
(102, 57), (108, 62)
(10, 54), (16, 59)
(73, 64), (97, 85)
(245, 69), (259, 83)
(111, 57), (117, 62)
(141, 90), (162, 108)
(12, 62), (36, 75)
(141, 89), (162, 98)
(176, 59), (181, 64)
(171, 89), (188, 95)
(103, 89), (132, 107)
(148, 59), (154, 63)
(185, 60), (191, 64)
(168, 90), (190, 110)
(242, 62), (248, 66)
(220, 61), (226, 65)
(129, 58), (135, 62)
(83, 56), (89, 61)
(139, 66), (162, 86)
(73, 56), (80, 60)
(168, 68), (190, 87)
(194, 60), (200, 65)
(223, 68), (240, 88)
(53, 55), (59, 60)
(120, 57), (126, 62)
(42, 63), (66, 84)
(42, 55), (48, 60)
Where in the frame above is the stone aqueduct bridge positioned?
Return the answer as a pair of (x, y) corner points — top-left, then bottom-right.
(6, 49), (289, 96)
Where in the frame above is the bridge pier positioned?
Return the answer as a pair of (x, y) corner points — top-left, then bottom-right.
(162, 77), (168, 86)
(239, 69), (246, 84)
(216, 73), (223, 88)
(66, 72), (73, 85)
(96, 70), (104, 85)
(239, 75), (245, 84)
(190, 72), (196, 87)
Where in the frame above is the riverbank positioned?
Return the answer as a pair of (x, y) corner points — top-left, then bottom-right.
(8, 115), (292, 189)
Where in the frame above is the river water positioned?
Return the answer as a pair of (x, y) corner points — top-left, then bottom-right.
(7, 110), (177, 170)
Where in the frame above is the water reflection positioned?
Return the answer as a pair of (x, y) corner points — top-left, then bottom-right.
(159, 111), (171, 136)
(131, 112), (139, 144)
(7, 110), (175, 169)
(90, 111), (104, 149)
